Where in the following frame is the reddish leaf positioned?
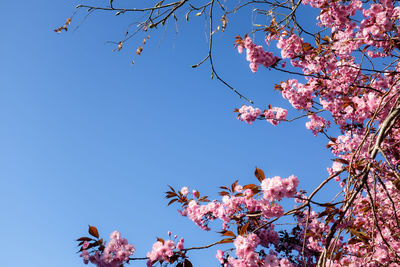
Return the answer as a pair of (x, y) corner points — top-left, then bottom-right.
(168, 185), (176, 192)
(183, 259), (193, 267)
(231, 180), (238, 192)
(86, 242), (96, 250)
(219, 238), (234, 244)
(334, 250), (343, 261)
(222, 231), (236, 237)
(326, 143), (334, 149)
(252, 188), (260, 195)
(166, 192), (177, 199)
(347, 238), (362, 245)
(322, 36), (330, 42)
(198, 196), (210, 202)
(254, 168), (265, 182)
(349, 229), (369, 242)
(239, 222), (250, 236)
(168, 198), (178, 206)
(315, 33), (320, 46)
(88, 225), (99, 239)
(303, 42), (313, 51)
(319, 203), (335, 207)
(329, 137), (337, 142)
(393, 179), (400, 191)
(243, 184), (256, 190)
(332, 158), (349, 165)
(274, 84), (283, 91)
(77, 237), (93, 242)
(169, 254), (179, 263)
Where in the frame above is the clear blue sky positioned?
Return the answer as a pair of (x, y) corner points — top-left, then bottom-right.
(0, 1), (334, 266)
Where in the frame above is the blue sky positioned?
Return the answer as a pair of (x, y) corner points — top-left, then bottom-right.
(0, 1), (335, 266)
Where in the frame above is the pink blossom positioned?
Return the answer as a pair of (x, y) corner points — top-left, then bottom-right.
(83, 241), (89, 249)
(81, 231), (135, 267)
(238, 37), (279, 73)
(216, 250), (225, 264)
(176, 238), (184, 250)
(305, 114), (329, 136)
(180, 186), (189, 195)
(264, 107), (288, 126)
(237, 105), (261, 124)
(261, 175), (299, 201)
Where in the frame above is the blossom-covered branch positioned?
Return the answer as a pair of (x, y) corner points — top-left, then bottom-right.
(65, 0), (400, 266)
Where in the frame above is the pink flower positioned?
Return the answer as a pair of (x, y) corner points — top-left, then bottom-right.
(264, 254), (279, 267)
(261, 175), (299, 201)
(238, 37), (279, 73)
(305, 114), (329, 136)
(180, 186), (189, 195)
(237, 105), (261, 124)
(264, 107), (288, 126)
(83, 241), (89, 249)
(81, 231), (135, 267)
(176, 238), (184, 250)
(216, 250), (225, 264)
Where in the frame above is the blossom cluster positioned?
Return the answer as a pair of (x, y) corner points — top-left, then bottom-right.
(264, 107), (288, 126)
(237, 105), (261, 124)
(233, 0), (400, 265)
(146, 236), (184, 266)
(305, 114), (329, 136)
(216, 232), (294, 267)
(277, 33), (304, 59)
(179, 176), (298, 232)
(261, 175), (299, 201)
(80, 231), (135, 267)
(76, 0), (400, 265)
(237, 105), (288, 126)
(175, 174), (302, 266)
(238, 37), (279, 72)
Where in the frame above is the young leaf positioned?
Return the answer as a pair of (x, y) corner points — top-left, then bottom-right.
(243, 184), (256, 190)
(219, 238), (234, 244)
(77, 237), (93, 242)
(255, 167), (265, 182)
(88, 225), (99, 239)
(168, 198), (178, 206)
(222, 231), (236, 237)
(239, 222), (250, 236)
(183, 259), (193, 267)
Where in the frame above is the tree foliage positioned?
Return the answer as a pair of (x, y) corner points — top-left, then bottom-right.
(59, 0), (400, 266)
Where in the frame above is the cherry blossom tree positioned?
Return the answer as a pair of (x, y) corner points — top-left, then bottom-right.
(59, 0), (400, 266)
